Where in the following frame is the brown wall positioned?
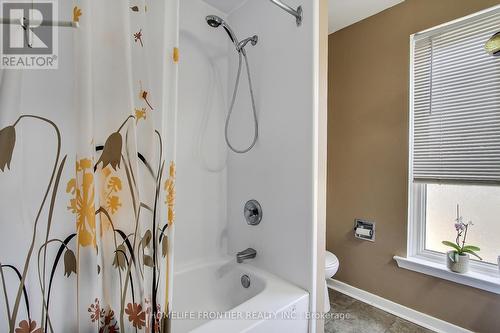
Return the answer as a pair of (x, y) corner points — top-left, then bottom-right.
(327, 1), (500, 332)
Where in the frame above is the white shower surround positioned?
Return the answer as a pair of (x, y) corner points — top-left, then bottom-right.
(175, 0), (320, 331)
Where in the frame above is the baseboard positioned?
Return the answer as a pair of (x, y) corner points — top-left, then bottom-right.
(327, 279), (473, 333)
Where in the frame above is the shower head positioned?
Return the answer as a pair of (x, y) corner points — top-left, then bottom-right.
(206, 15), (258, 54)
(206, 15), (223, 28)
(205, 15), (237, 44)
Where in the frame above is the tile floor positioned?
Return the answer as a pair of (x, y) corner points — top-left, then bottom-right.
(324, 289), (436, 333)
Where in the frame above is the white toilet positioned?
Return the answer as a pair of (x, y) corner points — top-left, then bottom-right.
(324, 251), (339, 312)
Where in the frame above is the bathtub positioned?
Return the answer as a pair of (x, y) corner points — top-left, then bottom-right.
(171, 258), (309, 333)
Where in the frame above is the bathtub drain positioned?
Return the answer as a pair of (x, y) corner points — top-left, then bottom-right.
(241, 274), (251, 288)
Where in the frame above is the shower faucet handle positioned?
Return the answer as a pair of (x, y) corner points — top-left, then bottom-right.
(244, 200), (263, 225)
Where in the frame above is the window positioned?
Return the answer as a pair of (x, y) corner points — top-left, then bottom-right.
(425, 184), (500, 265)
(399, 6), (500, 290)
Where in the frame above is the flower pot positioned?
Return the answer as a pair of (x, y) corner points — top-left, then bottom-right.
(446, 251), (469, 273)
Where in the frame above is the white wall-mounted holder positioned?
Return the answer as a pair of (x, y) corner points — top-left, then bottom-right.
(354, 219), (375, 242)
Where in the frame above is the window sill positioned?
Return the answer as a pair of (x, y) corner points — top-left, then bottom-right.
(394, 255), (500, 294)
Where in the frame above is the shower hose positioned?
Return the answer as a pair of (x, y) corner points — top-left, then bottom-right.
(225, 50), (259, 154)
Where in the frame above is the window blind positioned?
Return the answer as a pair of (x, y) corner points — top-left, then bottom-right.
(412, 8), (500, 184)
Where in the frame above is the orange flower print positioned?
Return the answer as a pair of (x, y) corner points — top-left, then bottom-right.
(107, 195), (122, 214)
(100, 171), (123, 226)
(164, 161), (176, 226)
(173, 47), (179, 63)
(139, 81), (154, 110)
(88, 298), (101, 322)
(88, 299), (119, 333)
(67, 158), (96, 247)
(73, 6), (82, 23)
(77, 158), (92, 170)
(106, 324), (119, 333)
(135, 107), (147, 123)
(100, 308), (119, 333)
(125, 303), (146, 329)
(107, 176), (122, 192)
(15, 320), (42, 333)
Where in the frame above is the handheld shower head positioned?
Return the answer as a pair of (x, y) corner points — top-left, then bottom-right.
(205, 15), (260, 154)
(206, 14), (258, 56)
(205, 15), (237, 44)
(206, 15), (222, 28)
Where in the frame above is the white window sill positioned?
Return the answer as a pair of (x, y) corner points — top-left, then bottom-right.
(394, 255), (500, 294)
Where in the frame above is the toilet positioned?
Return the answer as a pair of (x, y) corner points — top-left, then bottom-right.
(324, 251), (339, 312)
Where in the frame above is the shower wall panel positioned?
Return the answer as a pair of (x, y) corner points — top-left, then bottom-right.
(175, 0), (230, 269)
(226, 0), (317, 311)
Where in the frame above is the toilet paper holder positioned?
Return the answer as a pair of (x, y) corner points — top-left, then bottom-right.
(354, 219), (375, 242)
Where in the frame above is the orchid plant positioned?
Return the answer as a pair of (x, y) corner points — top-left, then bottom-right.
(442, 205), (482, 261)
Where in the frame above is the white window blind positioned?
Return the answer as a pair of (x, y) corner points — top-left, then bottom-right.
(411, 8), (500, 184)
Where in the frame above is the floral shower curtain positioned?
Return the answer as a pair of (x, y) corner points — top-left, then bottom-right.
(0, 0), (178, 332)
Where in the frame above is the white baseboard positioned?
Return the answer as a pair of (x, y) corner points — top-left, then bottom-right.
(327, 279), (473, 333)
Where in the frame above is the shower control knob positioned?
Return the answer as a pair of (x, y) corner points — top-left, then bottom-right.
(244, 200), (262, 225)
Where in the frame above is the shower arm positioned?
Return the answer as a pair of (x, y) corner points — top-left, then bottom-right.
(269, 0), (302, 26)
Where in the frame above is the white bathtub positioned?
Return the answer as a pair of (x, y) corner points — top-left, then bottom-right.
(171, 258), (309, 333)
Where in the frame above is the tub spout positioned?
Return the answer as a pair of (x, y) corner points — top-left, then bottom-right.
(236, 248), (257, 263)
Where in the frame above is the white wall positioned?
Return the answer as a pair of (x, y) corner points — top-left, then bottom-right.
(175, 0), (229, 269)
(226, 0), (316, 306)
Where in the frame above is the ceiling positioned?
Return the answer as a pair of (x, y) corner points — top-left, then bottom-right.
(202, 0), (405, 34)
(329, 0), (404, 33)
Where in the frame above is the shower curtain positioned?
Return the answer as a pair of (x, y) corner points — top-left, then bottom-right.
(0, 0), (178, 332)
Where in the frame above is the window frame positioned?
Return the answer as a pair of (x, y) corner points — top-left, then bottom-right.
(406, 5), (500, 282)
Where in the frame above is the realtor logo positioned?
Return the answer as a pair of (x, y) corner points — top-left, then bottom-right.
(1, 0), (58, 69)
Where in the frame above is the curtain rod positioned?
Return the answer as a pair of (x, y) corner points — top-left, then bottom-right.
(269, 0), (302, 26)
(0, 17), (78, 28)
